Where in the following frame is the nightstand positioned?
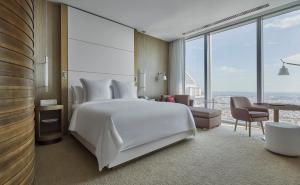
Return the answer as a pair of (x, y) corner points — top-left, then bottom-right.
(35, 105), (64, 145)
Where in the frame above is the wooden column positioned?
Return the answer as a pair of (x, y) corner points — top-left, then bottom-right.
(0, 0), (35, 184)
(60, 4), (68, 133)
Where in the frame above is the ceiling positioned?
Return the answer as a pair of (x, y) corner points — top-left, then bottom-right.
(50, 0), (299, 41)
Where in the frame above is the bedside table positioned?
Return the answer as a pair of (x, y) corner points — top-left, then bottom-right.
(35, 105), (64, 145)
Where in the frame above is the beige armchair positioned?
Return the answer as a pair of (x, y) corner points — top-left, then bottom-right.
(230, 96), (269, 137)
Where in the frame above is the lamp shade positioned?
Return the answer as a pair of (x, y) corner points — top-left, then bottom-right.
(278, 65), (289, 75)
(162, 74), (167, 81)
(138, 72), (146, 89)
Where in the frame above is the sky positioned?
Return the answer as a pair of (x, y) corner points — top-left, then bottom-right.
(185, 9), (300, 94)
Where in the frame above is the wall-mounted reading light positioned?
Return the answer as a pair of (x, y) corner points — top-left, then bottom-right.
(138, 72), (146, 90)
(43, 56), (49, 87)
(36, 55), (49, 89)
(156, 72), (167, 81)
(36, 1), (49, 90)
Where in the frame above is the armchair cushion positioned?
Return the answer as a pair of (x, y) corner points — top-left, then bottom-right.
(249, 111), (269, 118)
(246, 106), (269, 113)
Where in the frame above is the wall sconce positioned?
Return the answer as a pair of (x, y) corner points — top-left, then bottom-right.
(36, 56), (49, 88)
(156, 72), (167, 81)
(138, 72), (146, 90)
(44, 56), (49, 87)
(35, 2), (49, 90)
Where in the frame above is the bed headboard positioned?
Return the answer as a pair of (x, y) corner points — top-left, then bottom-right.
(67, 7), (135, 117)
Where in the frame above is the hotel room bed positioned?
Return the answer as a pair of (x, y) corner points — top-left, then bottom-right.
(69, 98), (196, 171)
(66, 9), (196, 171)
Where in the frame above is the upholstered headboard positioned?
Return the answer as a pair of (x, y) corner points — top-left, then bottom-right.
(67, 7), (135, 117)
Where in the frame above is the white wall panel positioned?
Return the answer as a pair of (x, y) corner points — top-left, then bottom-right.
(67, 6), (135, 116)
(69, 39), (134, 75)
(67, 6), (134, 81)
(68, 7), (134, 52)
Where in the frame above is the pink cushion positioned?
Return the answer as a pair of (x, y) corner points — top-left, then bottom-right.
(166, 96), (175, 103)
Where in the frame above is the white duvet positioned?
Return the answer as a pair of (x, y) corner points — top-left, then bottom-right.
(69, 99), (196, 170)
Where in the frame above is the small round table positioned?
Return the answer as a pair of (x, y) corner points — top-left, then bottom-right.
(265, 122), (300, 156)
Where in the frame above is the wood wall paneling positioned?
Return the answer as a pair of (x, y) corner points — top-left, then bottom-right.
(0, 0), (35, 184)
(61, 4), (68, 133)
(34, 0), (61, 105)
(135, 32), (169, 98)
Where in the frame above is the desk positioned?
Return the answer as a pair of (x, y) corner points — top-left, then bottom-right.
(255, 103), (300, 122)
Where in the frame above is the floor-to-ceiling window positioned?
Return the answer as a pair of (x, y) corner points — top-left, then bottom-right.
(185, 37), (205, 107)
(211, 22), (257, 122)
(184, 6), (300, 124)
(263, 9), (300, 124)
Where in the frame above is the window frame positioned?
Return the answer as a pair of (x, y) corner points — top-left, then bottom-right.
(184, 36), (205, 106)
(184, 4), (300, 121)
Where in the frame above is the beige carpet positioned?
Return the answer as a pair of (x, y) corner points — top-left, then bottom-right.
(35, 124), (300, 185)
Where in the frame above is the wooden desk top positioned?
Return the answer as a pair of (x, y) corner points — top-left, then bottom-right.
(255, 103), (300, 111)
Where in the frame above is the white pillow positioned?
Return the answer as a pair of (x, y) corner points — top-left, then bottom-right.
(112, 80), (137, 99)
(80, 79), (112, 101)
(71, 86), (84, 104)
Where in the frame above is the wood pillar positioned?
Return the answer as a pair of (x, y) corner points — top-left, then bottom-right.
(0, 0), (35, 184)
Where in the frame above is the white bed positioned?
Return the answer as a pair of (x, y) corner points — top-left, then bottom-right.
(67, 8), (196, 171)
(69, 98), (196, 171)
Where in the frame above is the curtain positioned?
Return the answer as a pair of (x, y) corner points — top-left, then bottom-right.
(169, 38), (185, 95)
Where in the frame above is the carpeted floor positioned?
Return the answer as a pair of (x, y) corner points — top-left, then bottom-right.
(35, 124), (300, 185)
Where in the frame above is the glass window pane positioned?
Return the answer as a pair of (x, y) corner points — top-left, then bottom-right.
(263, 9), (300, 125)
(211, 23), (257, 122)
(185, 37), (205, 107)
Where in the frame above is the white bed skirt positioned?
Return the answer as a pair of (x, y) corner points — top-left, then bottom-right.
(71, 130), (194, 169)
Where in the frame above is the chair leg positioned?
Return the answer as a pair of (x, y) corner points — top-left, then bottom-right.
(234, 119), (238, 131)
(260, 121), (265, 135)
(245, 121), (247, 130)
(249, 122), (251, 137)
